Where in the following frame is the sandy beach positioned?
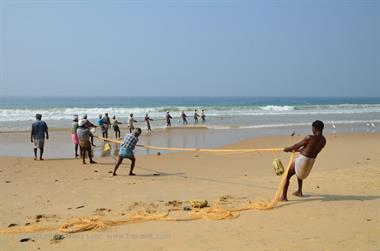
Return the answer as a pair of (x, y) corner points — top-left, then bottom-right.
(0, 132), (379, 250)
(3, 0), (379, 249)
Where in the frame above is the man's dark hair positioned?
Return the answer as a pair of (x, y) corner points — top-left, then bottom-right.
(35, 114), (42, 120)
(312, 120), (324, 131)
(133, 128), (142, 135)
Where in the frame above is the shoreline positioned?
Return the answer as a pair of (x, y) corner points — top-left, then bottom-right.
(0, 118), (378, 133)
(0, 121), (378, 158)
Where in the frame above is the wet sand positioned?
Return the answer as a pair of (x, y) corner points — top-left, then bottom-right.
(0, 122), (372, 158)
(0, 133), (379, 250)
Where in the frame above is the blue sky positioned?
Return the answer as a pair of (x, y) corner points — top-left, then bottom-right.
(0, 0), (379, 97)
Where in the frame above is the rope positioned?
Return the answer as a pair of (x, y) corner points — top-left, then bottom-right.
(0, 146), (296, 234)
(0, 135), (294, 234)
(94, 136), (283, 153)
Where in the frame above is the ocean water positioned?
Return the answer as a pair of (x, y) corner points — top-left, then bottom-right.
(0, 96), (379, 157)
(0, 96), (379, 132)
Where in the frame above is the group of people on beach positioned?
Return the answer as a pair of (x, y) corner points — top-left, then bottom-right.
(166, 109), (206, 127)
(31, 112), (326, 201)
(89, 109), (207, 139)
(70, 113), (142, 175)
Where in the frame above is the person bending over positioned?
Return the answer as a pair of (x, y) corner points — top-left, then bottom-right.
(113, 128), (142, 176)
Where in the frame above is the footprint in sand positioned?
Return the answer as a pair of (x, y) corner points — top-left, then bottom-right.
(20, 238), (34, 242)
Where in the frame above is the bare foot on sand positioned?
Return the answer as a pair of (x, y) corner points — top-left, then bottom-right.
(112, 173), (117, 176)
(129, 173), (136, 176)
(293, 191), (303, 197)
(279, 196), (288, 201)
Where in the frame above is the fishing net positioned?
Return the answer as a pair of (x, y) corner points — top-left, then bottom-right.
(0, 138), (296, 234)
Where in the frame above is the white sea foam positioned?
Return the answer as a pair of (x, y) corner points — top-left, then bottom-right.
(1, 104), (380, 122)
(206, 120), (380, 130)
(259, 105), (295, 112)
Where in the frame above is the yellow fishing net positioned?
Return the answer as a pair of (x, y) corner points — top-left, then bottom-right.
(0, 138), (296, 234)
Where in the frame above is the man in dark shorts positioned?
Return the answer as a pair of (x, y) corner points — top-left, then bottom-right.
(112, 115), (122, 139)
(181, 111), (188, 125)
(201, 110), (206, 123)
(82, 114), (96, 147)
(194, 109), (200, 124)
(77, 119), (96, 165)
(144, 113), (153, 132)
(31, 114), (49, 160)
(165, 111), (173, 127)
(103, 113), (111, 138)
(280, 120), (326, 201)
(97, 114), (107, 138)
(112, 128), (142, 176)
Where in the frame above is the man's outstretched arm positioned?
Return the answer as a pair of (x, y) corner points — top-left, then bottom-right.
(283, 136), (310, 152)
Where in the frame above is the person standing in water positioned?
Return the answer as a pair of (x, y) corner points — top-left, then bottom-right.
(71, 114), (80, 158)
(280, 120), (326, 201)
(166, 111), (173, 127)
(181, 111), (188, 125)
(193, 109), (200, 124)
(31, 114), (49, 160)
(144, 113), (153, 132)
(82, 114), (96, 147)
(128, 113), (138, 133)
(77, 119), (96, 165)
(112, 115), (122, 139)
(97, 114), (107, 138)
(201, 110), (206, 123)
(103, 113), (111, 138)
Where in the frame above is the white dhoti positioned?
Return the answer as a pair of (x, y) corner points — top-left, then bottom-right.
(295, 154), (315, 180)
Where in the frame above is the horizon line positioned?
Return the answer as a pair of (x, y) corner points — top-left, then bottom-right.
(1, 95), (380, 98)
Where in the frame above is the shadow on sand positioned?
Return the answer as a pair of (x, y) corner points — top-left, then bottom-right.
(279, 193), (380, 208)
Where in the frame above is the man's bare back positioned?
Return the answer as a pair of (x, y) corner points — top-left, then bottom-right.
(284, 133), (326, 158)
(300, 134), (326, 158)
(281, 120), (326, 201)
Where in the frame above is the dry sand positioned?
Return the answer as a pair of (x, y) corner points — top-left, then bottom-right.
(0, 132), (379, 250)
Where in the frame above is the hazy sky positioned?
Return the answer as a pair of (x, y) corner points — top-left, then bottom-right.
(0, 0), (379, 97)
